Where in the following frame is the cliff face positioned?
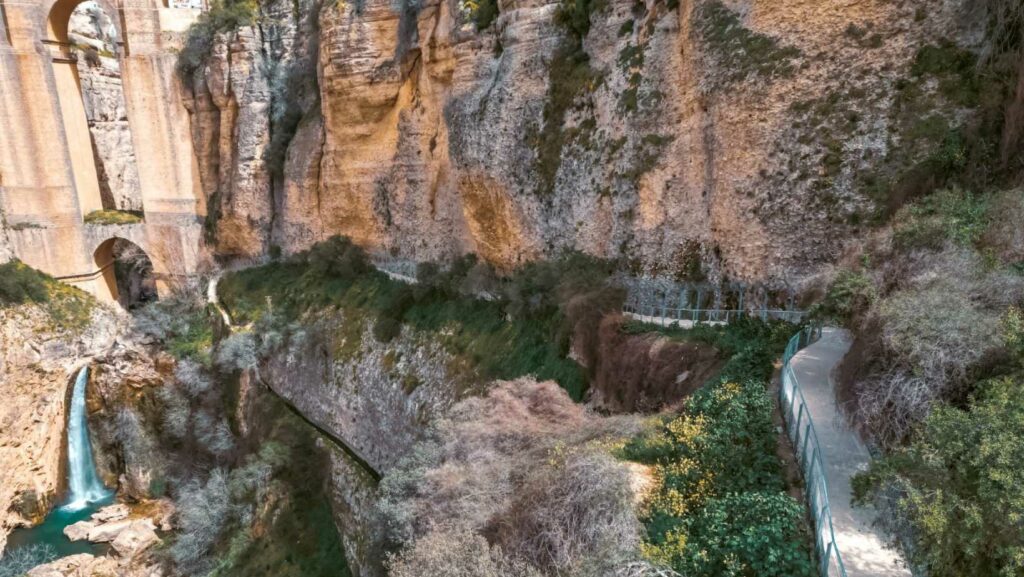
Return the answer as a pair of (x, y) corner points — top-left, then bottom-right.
(184, 0), (981, 284)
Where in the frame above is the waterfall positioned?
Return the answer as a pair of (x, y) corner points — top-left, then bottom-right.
(62, 366), (112, 512)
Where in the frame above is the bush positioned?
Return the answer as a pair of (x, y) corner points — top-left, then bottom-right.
(219, 243), (613, 400)
(176, 358), (213, 397)
(305, 235), (371, 278)
(647, 492), (812, 576)
(0, 260), (49, 306)
(177, 0), (257, 79)
(170, 469), (232, 575)
(373, 316), (402, 343)
(855, 374), (1024, 576)
(617, 317), (814, 577)
(378, 379), (645, 575)
(388, 529), (541, 577)
(893, 188), (989, 250)
(814, 269), (876, 325)
(215, 331), (258, 372)
(0, 544), (57, 577)
(465, 0), (499, 30)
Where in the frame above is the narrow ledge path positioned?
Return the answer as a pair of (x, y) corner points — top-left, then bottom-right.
(790, 328), (911, 577)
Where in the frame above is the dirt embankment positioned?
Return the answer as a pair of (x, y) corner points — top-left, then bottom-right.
(587, 315), (723, 413)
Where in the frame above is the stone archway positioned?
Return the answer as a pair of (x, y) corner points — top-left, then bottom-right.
(93, 237), (156, 308)
(44, 0), (142, 219)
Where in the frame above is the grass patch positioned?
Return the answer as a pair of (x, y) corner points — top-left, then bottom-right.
(0, 260), (95, 331)
(619, 318), (813, 577)
(83, 209), (144, 225)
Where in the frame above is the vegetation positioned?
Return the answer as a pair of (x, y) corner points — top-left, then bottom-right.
(265, 2), (322, 182)
(463, 0), (499, 30)
(176, 0), (258, 79)
(379, 378), (646, 576)
(696, 0), (801, 86)
(148, 349), (348, 577)
(0, 260), (95, 331)
(526, 0), (608, 197)
(0, 543), (57, 577)
(620, 319), (814, 577)
(854, 310), (1024, 576)
(892, 187), (990, 251)
(833, 187), (1024, 446)
(219, 236), (621, 400)
(813, 269), (876, 326)
(134, 285), (214, 365)
(83, 209), (144, 225)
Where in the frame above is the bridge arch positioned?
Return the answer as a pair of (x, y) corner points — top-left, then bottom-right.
(93, 237), (157, 308)
(43, 0), (124, 45)
(42, 0), (143, 220)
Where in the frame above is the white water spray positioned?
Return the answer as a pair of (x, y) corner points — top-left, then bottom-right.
(62, 366), (112, 511)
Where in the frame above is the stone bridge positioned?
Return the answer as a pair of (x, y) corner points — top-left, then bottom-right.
(0, 0), (205, 303)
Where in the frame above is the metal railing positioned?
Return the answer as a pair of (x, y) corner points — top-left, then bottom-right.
(622, 302), (809, 325)
(780, 327), (848, 577)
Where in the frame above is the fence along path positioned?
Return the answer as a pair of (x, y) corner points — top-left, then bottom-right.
(782, 327), (910, 577)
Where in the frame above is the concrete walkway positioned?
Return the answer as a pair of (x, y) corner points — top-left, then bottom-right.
(790, 327), (910, 577)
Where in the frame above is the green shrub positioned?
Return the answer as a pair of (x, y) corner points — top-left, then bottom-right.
(305, 235), (371, 278)
(218, 241), (613, 400)
(814, 269), (876, 325)
(855, 374), (1024, 577)
(0, 260), (95, 330)
(620, 318), (813, 577)
(893, 188), (989, 250)
(373, 316), (402, 343)
(177, 0), (258, 79)
(0, 260), (50, 306)
(464, 0), (499, 30)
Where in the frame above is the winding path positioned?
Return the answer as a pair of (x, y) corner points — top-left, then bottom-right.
(789, 328), (910, 577)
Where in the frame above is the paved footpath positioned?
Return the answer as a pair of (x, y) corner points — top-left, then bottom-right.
(790, 327), (911, 577)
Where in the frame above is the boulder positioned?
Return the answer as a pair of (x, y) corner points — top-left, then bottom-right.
(27, 553), (94, 577)
(63, 519), (96, 541)
(111, 520), (159, 557)
(91, 503), (129, 523)
(86, 518), (133, 542)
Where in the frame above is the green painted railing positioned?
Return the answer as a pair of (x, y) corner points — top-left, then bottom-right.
(780, 327), (848, 577)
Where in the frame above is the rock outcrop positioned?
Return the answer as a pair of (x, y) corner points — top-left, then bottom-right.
(183, 0), (981, 285)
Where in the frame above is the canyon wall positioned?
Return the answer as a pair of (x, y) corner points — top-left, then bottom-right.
(185, 0), (983, 286)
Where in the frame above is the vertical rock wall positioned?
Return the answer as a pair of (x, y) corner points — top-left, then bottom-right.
(183, 0), (982, 283)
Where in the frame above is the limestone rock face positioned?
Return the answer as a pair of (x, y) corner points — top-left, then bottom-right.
(0, 303), (124, 553)
(263, 314), (461, 473)
(184, 0), (979, 285)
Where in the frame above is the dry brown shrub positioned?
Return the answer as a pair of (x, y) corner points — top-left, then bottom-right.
(842, 245), (1024, 444)
(379, 378), (647, 576)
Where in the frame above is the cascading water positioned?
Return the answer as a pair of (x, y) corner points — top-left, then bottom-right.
(62, 366), (112, 511)
(2, 366), (114, 560)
